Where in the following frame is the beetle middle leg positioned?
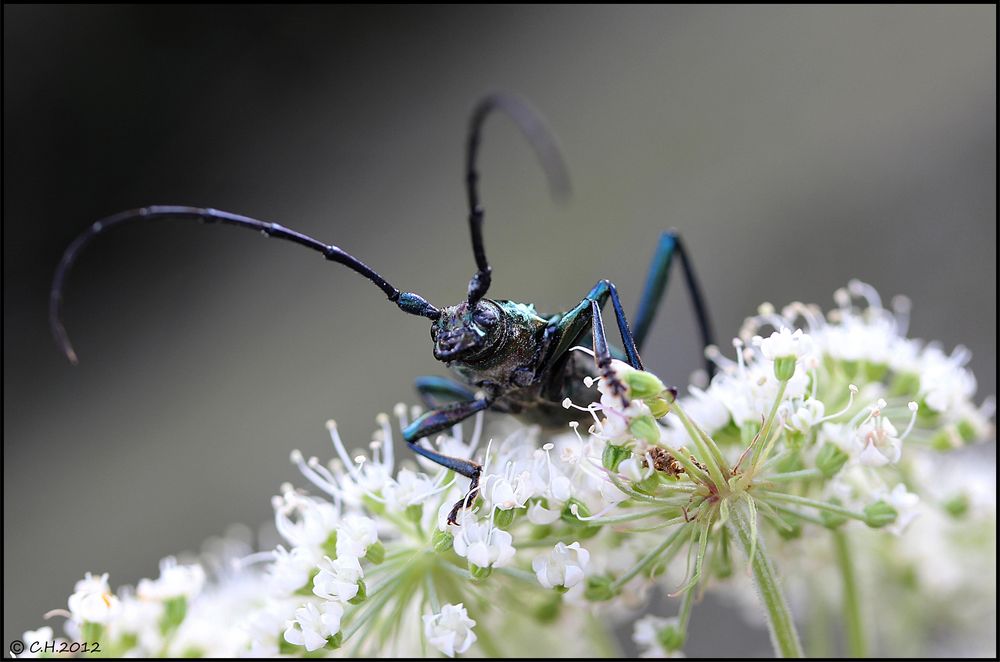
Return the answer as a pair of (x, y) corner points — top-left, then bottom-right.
(402, 397), (490, 524)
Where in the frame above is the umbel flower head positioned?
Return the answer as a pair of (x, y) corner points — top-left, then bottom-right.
(26, 281), (994, 658)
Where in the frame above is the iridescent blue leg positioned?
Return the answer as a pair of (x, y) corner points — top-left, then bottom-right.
(632, 231), (716, 376)
(540, 280), (643, 373)
(403, 398), (489, 524)
(414, 375), (476, 408)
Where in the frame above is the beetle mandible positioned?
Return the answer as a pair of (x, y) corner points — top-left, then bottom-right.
(50, 93), (716, 524)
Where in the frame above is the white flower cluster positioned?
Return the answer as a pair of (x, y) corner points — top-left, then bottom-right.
(23, 281), (993, 658)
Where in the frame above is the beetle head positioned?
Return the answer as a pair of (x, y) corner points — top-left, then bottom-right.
(431, 299), (505, 363)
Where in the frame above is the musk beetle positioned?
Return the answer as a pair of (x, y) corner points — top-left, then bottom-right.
(50, 94), (716, 523)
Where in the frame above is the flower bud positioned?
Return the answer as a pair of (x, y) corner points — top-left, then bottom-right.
(774, 356), (797, 382)
(629, 415), (661, 445)
(821, 498), (848, 529)
(494, 507), (515, 530)
(432, 529), (454, 553)
(325, 633), (343, 650)
(625, 371), (666, 399)
(602, 444), (631, 472)
(776, 514), (803, 540)
(656, 621), (686, 652)
(942, 494), (970, 519)
(863, 500), (898, 528)
(321, 532), (338, 558)
(347, 580), (367, 605)
(583, 575), (615, 602)
(160, 597), (187, 634)
(469, 564), (492, 581)
(647, 397), (672, 419)
(816, 442), (848, 478)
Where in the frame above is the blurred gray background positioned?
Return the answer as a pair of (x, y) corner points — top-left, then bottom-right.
(4, 5), (995, 654)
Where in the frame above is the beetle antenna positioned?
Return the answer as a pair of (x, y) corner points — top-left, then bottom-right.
(465, 93), (571, 306)
(50, 205), (440, 364)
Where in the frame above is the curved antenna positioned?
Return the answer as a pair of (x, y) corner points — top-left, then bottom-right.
(50, 205), (440, 364)
(465, 93), (571, 305)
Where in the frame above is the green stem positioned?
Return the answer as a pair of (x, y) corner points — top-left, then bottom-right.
(764, 469), (822, 482)
(586, 611), (622, 657)
(672, 401), (730, 483)
(833, 529), (867, 657)
(609, 525), (687, 592)
(728, 503), (804, 658)
(758, 490), (867, 522)
(750, 380), (788, 471)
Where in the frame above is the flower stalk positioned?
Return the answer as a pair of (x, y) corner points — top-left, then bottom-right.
(728, 502), (804, 658)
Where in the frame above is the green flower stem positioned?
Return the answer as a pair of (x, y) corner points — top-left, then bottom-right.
(758, 490), (867, 522)
(833, 529), (867, 657)
(343, 557), (420, 641)
(728, 503), (804, 658)
(586, 612), (622, 657)
(492, 565), (539, 584)
(764, 468), (822, 482)
(609, 525), (688, 592)
(573, 506), (679, 526)
(424, 575), (441, 613)
(605, 470), (699, 504)
(671, 401), (730, 484)
(677, 569), (696, 630)
(805, 584), (834, 658)
(750, 380), (788, 471)
(771, 504), (827, 528)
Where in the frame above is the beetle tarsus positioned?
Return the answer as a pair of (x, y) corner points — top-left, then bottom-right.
(447, 466), (482, 525)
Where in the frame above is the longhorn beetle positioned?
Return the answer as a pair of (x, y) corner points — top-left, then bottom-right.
(50, 93), (716, 524)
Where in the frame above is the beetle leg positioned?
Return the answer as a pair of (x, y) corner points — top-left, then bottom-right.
(413, 375), (476, 409)
(402, 397), (490, 524)
(632, 231), (716, 376)
(589, 297), (630, 400)
(538, 280), (644, 375)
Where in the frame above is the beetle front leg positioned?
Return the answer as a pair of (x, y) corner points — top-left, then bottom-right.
(402, 397), (490, 524)
(413, 375), (476, 409)
(589, 297), (630, 401)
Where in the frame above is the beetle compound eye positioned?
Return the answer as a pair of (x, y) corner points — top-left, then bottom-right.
(473, 305), (499, 327)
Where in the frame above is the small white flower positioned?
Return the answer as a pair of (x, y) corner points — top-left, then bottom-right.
(618, 456), (654, 483)
(452, 520), (515, 569)
(312, 555), (364, 603)
(383, 468), (438, 511)
(423, 603), (477, 657)
(787, 399), (825, 433)
(283, 602), (343, 652)
(335, 513), (379, 559)
(526, 501), (562, 525)
(532, 541), (590, 589)
(481, 470), (532, 511)
(68, 572), (121, 624)
(136, 557), (206, 601)
(753, 327), (814, 360)
(855, 416), (901, 467)
(271, 490), (340, 550)
(918, 345), (978, 414)
(882, 483), (921, 535)
(634, 616), (665, 654)
(268, 545), (320, 595)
